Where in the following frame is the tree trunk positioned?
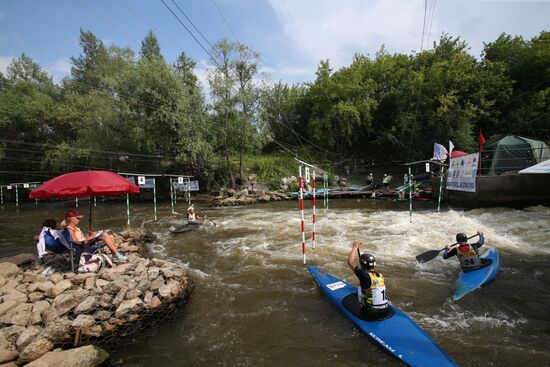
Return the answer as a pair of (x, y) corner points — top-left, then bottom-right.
(224, 111), (235, 188)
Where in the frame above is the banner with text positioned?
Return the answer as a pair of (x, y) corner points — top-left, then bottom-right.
(172, 180), (199, 192)
(446, 153), (479, 192)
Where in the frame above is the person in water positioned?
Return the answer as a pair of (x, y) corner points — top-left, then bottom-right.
(65, 209), (127, 261)
(187, 205), (202, 224)
(348, 240), (389, 319)
(443, 231), (489, 272)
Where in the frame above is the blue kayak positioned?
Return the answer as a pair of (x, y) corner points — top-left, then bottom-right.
(308, 266), (457, 367)
(452, 247), (500, 301)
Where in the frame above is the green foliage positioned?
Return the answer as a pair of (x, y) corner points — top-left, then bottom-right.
(243, 154), (298, 189)
(140, 30), (164, 61)
(1, 28), (549, 189)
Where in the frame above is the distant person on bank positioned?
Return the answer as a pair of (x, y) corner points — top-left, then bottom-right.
(348, 240), (389, 319)
(382, 174), (392, 188)
(65, 209), (127, 261)
(443, 231), (489, 272)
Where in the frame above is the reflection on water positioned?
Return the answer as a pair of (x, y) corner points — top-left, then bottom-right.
(1, 199), (549, 366)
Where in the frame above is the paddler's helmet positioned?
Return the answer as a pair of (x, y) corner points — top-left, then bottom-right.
(187, 205), (194, 213)
(456, 233), (468, 243)
(359, 253), (376, 269)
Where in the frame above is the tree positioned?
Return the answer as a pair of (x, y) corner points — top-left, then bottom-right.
(7, 53), (53, 86)
(140, 30), (163, 61)
(69, 30), (109, 93)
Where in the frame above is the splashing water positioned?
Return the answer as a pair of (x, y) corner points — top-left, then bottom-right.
(2, 200), (549, 366)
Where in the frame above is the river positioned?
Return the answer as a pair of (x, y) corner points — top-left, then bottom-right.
(1, 199), (549, 366)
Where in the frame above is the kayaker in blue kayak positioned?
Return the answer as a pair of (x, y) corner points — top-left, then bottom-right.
(443, 231), (491, 272)
(347, 240), (389, 320)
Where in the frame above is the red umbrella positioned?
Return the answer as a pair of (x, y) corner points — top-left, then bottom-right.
(29, 170), (140, 230)
(29, 170), (139, 199)
(450, 150), (467, 158)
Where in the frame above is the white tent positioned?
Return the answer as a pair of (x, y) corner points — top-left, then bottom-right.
(518, 159), (550, 174)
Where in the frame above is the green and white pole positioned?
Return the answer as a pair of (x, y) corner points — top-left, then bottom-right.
(323, 173), (329, 210)
(126, 194), (130, 226)
(170, 179), (175, 214)
(1, 186), (3, 205)
(408, 166), (413, 223)
(153, 178), (157, 221)
(94, 196), (97, 207)
(187, 179), (191, 206)
(15, 186), (19, 207)
(75, 197), (79, 208)
(437, 165), (444, 213)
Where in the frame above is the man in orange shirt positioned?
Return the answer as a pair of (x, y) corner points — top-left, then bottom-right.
(65, 209), (127, 261)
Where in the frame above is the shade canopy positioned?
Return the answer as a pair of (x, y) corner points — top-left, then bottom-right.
(29, 170), (140, 199)
(482, 135), (550, 175)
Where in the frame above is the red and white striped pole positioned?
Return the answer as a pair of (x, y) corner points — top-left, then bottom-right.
(312, 170), (316, 250)
(298, 165), (306, 264)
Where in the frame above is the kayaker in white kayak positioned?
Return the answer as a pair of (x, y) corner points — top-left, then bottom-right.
(187, 205), (202, 224)
(348, 240), (389, 320)
(443, 231), (491, 272)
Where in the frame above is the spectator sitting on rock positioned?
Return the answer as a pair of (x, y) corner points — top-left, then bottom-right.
(35, 219), (67, 259)
(65, 209), (127, 261)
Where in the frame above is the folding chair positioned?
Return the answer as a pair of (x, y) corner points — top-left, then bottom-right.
(60, 228), (108, 273)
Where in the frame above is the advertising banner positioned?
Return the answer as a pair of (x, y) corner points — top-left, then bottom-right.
(446, 153), (479, 192)
(172, 180), (200, 192)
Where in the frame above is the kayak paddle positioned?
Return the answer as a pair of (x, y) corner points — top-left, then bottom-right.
(415, 234), (479, 263)
(205, 215), (217, 227)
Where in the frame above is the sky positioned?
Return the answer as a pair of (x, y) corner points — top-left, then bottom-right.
(0, 0), (549, 87)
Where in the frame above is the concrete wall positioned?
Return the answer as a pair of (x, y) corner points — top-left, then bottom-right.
(445, 173), (550, 208)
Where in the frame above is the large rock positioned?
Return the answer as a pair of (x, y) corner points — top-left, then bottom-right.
(49, 280), (72, 296)
(28, 292), (45, 303)
(71, 314), (96, 330)
(25, 345), (109, 367)
(15, 326), (40, 350)
(0, 263), (21, 277)
(0, 301), (18, 318)
(74, 296), (98, 315)
(22, 273), (46, 284)
(31, 301), (50, 325)
(51, 293), (78, 316)
(3, 303), (32, 326)
(115, 298), (143, 318)
(39, 318), (71, 344)
(0, 253), (36, 267)
(0, 349), (18, 364)
(2, 325), (25, 344)
(28, 281), (54, 294)
(149, 276), (165, 291)
(17, 338), (53, 364)
(70, 273), (95, 285)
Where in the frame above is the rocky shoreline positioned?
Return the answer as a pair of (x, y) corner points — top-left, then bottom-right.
(0, 229), (192, 366)
(214, 188), (291, 206)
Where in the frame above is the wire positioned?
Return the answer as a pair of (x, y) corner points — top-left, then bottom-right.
(278, 0), (349, 159)
(210, 0), (240, 43)
(159, 0), (221, 68)
(169, 0), (223, 62)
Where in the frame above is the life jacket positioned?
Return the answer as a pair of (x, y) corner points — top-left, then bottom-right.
(359, 271), (388, 310)
(456, 244), (481, 269)
(188, 212), (197, 223)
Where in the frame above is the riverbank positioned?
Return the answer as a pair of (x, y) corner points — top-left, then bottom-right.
(0, 228), (192, 365)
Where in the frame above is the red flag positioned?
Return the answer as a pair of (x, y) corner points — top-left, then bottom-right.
(479, 129), (486, 152)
